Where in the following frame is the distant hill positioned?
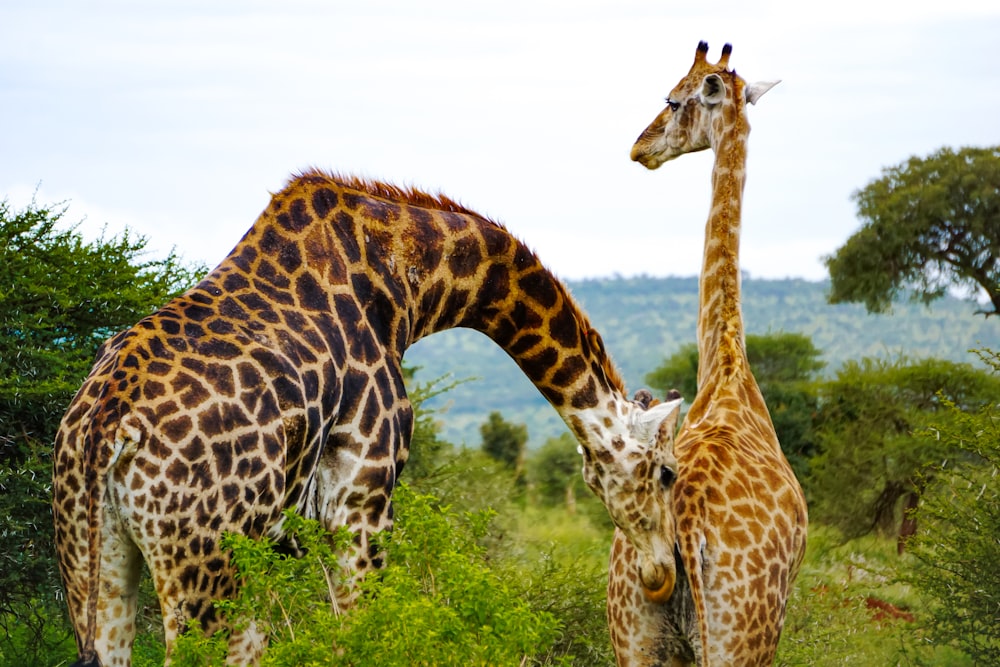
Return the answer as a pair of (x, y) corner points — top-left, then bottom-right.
(404, 276), (999, 448)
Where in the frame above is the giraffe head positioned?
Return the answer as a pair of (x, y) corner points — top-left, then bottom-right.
(630, 41), (778, 169)
(577, 389), (683, 602)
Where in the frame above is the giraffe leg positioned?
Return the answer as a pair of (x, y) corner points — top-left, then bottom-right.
(147, 539), (251, 665)
(153, 567), (260, 666)
(225, 620), (267, 666)
(87, 519), (144, 667)
(55, 448), (142, 666)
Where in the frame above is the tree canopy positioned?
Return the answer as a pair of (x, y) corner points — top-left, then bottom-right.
(480, 411), (527, 474)
(826, 145), (1000, 317)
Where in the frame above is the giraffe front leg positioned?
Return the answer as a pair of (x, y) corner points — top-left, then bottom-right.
(324, 467), (399, 611)
(312, 459), (404, 614)
(152, 553), (267, 667)
(224, 620), (267, 666)
(315, 388), (413, 609)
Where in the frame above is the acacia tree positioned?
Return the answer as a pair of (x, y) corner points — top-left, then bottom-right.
(826, 145), (1000, 317)
(0, 197), (203, 661)
(645, 332), (824, 476)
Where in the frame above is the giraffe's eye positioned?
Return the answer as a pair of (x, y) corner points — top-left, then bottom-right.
(659, 465), (676, 488)
(666, 99), (681, 112)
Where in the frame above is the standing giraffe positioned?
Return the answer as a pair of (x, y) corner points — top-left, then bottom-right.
(52, 170), (683, 666)
(606, 42), (808, 666)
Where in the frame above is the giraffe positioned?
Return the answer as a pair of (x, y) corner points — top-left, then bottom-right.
(52, 169), (684, 666)
(605, 42), (809, 666)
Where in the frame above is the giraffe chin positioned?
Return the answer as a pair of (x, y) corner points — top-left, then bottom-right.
(641, 571), (675, 604)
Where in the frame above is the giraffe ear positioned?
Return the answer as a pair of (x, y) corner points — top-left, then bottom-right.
(654, 397), (683, 446)
(631, 397), (683, 444)
(746, 80), (780, 105)
(700, 74), (726, 105)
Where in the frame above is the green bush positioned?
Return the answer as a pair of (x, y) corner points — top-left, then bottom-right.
(777, 525), (971, 667)
(904, 350), (1000, 664)
(170, 485), (561, 666)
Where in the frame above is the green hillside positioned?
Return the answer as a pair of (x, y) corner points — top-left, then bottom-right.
(404, 276), (999, 448)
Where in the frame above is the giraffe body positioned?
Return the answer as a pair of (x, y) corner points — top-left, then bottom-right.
(53, 171), (682, 666)
(608, 43), (808, 666)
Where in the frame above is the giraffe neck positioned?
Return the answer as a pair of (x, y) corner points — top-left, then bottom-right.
(209, 173), (626, 441)
(409, 219), (622, 421)
(696, 103), (750, 391)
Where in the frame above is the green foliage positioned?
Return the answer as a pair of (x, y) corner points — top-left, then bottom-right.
(170, 487), (561, 667)
(0, 478), (76, 665)
(644, 342), (699, 399)
(0, 197), (204, 449)
(645, 332), (823, 474)
(808, 355), (1000, 541)
(523, 433), (613, 532)
(526, 432), (585, 508)
(498, 506), (615, 666)
(777, 525), (970, 667)
(904, 350), (1000, 663)
(826, 145), (1000, 317)
(746, 331), (826, 383)
(400, 372), (464, 483)
(0, 438), (63, 634)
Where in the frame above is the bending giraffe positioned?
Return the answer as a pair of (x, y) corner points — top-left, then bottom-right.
(607, 42), (808, 666)
(52, 170), (683, 666)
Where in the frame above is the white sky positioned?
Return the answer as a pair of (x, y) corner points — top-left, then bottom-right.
(3, 1), (999, 281)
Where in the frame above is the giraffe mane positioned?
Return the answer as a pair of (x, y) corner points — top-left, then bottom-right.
(288, 169), (628, 396)
(588, 324), (628, 395)
(292, 168), (494, 221)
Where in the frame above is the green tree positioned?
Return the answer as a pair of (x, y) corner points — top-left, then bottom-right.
(808, 355), (1000, 549)
(527, 432), (585, 510)
(0, 198), (203, 450)
(0, 198), (203, 663)
(905, 350), (1000, 663)
(479, 411), (527, 476)
(825, 145), (1000, 317)
(644, 342), (699, 400)
(645, 332), (824, 474)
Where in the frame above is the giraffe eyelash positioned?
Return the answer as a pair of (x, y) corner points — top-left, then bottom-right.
(666, 99), (680, 112)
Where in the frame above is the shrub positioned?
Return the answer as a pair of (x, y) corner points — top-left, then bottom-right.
(905, 350), (1000, 664)
(170, 485), (561, 666)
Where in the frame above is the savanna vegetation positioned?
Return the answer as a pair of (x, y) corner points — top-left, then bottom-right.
(2, 144), (998, 665)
